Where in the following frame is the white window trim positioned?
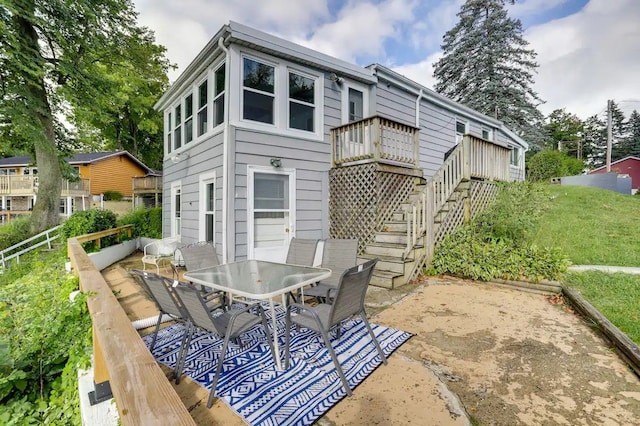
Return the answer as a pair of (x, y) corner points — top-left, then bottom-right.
(196, 77), (208, 138)
(481, 127), (493, 141)
(212, 62), (226, 130)
(286, 67), (320, 134)
(236, 50), (324, 140)
(241, 54), (278, 128)
(170, 181), (182, 240)
(246, 165), (296, 260)
(510, 146), (522, 167)
(199, 171), (216, 243)
(341, 80), (369, 124)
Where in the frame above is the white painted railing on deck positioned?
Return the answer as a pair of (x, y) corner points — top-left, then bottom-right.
(0, 176), (90, 197)
(331, 116), (419, 167)
(0, 225), (61, 269)
(404, 135), (510, 259)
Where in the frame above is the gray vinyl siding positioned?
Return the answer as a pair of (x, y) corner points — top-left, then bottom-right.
(162, 131), (225, 251)
(496, 130), (526, 181)
(231, 127), (330, 261)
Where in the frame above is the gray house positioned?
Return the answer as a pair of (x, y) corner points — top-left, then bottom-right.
(155, 21), (528, 287)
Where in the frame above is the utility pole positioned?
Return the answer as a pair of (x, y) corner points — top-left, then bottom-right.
(606, 99), (612, 172)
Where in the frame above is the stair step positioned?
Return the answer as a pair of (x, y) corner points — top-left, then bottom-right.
(375, 232), (408, 245)
(391, 212), (405, 221)
(381, 222), (407, 233)
(360, 253), (412, 274)
(370, 270), (402, 289)
(365, 242), (406, 258)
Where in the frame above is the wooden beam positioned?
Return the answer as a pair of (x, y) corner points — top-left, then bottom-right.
(68, 238), (195, 425)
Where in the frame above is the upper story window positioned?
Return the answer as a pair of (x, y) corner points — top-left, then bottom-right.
(213, 64), (225, 127)
(455, 120), (467, 143)
(0, 168), (17, 176)
(288, 71), (315, 132)
(243, 57), (275, 124)
(167, 112), (172, 153)
(23, 167), (38, 175)
(184, 94), (194, 144)
(197, 80), (207, 137)
(174, 105), (182, 150)
(482, 128), (493, 141)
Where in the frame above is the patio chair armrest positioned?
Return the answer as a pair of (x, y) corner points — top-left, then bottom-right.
(286, 302), (323, 323)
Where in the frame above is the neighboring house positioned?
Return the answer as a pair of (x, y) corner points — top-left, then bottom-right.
(0, 151), (154, 217)
(589, 156), (640, 194)
(155, 21), (528, 286)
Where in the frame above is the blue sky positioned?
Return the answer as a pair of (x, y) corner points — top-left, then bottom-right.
(135, 0), (639, 119)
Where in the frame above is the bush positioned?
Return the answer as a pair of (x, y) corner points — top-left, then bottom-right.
(527, 150), (585, 182)
(431, 182), (570, 282)
(118, 207), (162, 239)
(0, 249), (91, 424)
(0, 216), (32, 251)
(102, 190), (123, 201)
(60, 209), (117, 251)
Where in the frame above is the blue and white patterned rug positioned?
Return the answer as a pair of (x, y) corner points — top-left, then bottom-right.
(144, 304), (411, 426)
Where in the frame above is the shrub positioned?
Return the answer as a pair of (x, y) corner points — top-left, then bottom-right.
(431, 182), (570, 282)
(102, 190), (123, 201)
(118, 206), (162, 239)
(60, 209), (117, 251)
(527, 150), (585, 182)
(0, 216), (32, 251)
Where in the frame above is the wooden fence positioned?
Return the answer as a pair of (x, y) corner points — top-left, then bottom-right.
(67, 226), (194, 425)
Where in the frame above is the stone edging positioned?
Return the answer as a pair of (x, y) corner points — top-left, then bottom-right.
(481, 277), (640, 378)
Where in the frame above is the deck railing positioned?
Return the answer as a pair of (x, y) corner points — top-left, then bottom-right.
(331, 115), (419, 167)
(132, 176), (162, 192)
(0, 176), (90, 197)
(404, 135), (510, 259)
(67, 227), (195, 425)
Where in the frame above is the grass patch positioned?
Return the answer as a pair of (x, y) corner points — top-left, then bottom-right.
(534, 185), (640, 266)
(564, 272), (640, 346)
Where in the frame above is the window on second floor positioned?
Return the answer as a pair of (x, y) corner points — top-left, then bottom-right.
(288, 71), (315, 132)
(197, 80), (208, 137)
(213, 64), (225, 127)
(0, 168), (17, 176)
(243, 57), (275, 125)
(174, 105), (182, 150)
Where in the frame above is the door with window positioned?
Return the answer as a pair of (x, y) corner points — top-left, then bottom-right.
(342, 85), (369, 158)
(248, 167), (295, 262)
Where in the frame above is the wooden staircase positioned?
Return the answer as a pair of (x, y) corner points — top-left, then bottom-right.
(361, 179), (470, 288)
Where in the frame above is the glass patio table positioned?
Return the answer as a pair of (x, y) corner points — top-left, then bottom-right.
(183, 260), (331, 370)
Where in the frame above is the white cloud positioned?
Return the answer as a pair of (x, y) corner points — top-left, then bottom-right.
(527, 0), (640, 118)
(392, 51), (442, 90)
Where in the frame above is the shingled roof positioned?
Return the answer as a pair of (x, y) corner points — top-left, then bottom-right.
(0, 151), (154, 174)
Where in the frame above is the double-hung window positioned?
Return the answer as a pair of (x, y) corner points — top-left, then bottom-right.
(288, 71), (315, 132)
(243, 57), (275, 124)
(174, 105), (182, 149)
(166, 112), (172, 153)
(213, 64), (225, 127)
(197, 81), (208, 137)
(184, 94), (193, 144)
(511, 147), (520, 166)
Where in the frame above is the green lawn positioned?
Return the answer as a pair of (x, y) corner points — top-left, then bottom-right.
(531, 184), (640, 346)
(534, 185), (640, 266)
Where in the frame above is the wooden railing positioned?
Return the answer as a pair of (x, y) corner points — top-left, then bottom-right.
(0, 176), (90, 197)
(133, 176), (162, 192)
(404, 135), (510, 258)
(331, 116), (419, 167)
(67, 226), (195, 425)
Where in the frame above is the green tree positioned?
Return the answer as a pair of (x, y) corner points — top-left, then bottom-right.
(626, 110), (640, 158)
(527, 149), (584, 182)
(582, 114), (606, 167)
(68, 27), (171, 170)
(544, 109), (584, 154)
(433, 0), (546, 148)
(0, 0), (164, 232)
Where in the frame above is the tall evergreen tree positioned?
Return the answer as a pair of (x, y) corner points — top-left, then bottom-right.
(582, 114), (606, 167)
(625, 110), (640, 158)
(433, 0), (545, 148)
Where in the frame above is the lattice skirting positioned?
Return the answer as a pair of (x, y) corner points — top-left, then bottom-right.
(329, 163), (414, 254)
(470, 180), (498, 218)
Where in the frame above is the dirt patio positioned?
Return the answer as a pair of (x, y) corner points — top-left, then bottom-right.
(106, 257), (640, 425)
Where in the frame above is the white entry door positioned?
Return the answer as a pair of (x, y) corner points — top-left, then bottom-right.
(248, 167), (295, 262)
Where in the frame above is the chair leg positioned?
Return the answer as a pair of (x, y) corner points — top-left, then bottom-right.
(208, 332), (231, 408)
(175, 323), (195, 384)
(319, 328), (352, 396)
(284, 310), (292, 369)
(149, 313), (163, 351)
(360, 313), (387, 365)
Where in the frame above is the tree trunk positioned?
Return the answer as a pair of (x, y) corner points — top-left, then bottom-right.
(13, 9), (63, 233)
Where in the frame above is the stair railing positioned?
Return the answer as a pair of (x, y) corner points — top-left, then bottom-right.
(404, 137), (470, 258)
(0, 224), (62, 269)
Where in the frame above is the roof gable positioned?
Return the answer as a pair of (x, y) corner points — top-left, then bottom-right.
(590, 156), (640, 172)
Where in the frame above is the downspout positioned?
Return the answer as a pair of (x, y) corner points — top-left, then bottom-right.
(415, 88), (423, 128)
(219, 35), (231, 263)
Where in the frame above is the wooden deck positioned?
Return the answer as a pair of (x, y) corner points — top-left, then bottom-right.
(102, 252), (244, 425)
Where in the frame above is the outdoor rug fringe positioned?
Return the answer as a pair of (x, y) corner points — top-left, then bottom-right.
(144, 304), (412, 426)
